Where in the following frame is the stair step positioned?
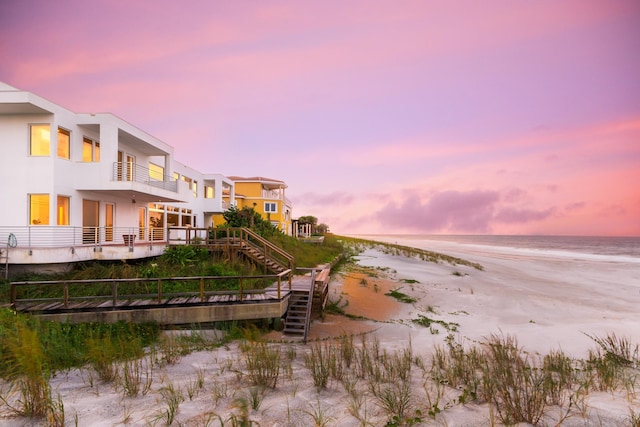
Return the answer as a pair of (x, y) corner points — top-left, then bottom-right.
(284, 322), (305, 327)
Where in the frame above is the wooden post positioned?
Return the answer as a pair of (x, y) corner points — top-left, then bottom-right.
(63, 283), (69, 308)
(157, 279), (162, 303)
(277, 275), (281, 299)
(239, 278), (243, 301)
(9, 283), (16, 306)
(200, 277), (205, 302)
(112, 282), (118, 307)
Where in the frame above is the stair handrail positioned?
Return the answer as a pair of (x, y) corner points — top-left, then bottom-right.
(239, 228), (294, 271)
(168, 226), (294, 282)
(302, 268), (316, 344)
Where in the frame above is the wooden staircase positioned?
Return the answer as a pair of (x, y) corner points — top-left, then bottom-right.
(238, 241), (289, 274)
(283, 289), (312, 338)
(168, 227), (294, 275)
(283, 267), (331, 343)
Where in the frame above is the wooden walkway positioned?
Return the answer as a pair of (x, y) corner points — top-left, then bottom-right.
(14, 290), (287, 314)
(8, 269), (329, 327)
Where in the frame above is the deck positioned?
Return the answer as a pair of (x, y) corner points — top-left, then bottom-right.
(8, 269), (327, 327)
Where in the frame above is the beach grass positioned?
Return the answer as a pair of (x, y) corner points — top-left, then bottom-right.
(337, 235), (484, 270)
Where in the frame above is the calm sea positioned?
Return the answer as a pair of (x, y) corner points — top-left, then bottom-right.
(368, 235), (640, 259)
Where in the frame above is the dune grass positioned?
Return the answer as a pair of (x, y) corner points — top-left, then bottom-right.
(336, 235), (484, 270)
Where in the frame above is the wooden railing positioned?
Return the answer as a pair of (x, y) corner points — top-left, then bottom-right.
(10, 270), (292, 311)
(167, 227), (295, 274)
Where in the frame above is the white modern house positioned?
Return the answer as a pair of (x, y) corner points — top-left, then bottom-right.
(0, 82), (235, 272)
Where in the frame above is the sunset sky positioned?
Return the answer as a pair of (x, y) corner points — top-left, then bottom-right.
(1, 1), (639, 235)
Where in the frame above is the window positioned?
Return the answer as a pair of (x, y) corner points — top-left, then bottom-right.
(149, 163), (164, 181)
(30, 124), (50, 156)
(205, 186), (214, 198)
(264, 202), (277, 213)
(105, 203), (114, 241)
(57, 196), (70, 225)
(181, 175), (198, 196)
(29, 194), (50, 225)
(82, 137), (100, 162)
(126, 155), (135, 181)
(57, 128), (70, 159)
(173, 172), (180, 181)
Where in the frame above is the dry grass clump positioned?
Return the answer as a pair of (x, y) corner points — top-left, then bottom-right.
(426, 332), (640, 425)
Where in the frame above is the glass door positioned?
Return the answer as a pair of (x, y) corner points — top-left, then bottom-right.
(82, 199), (99, 244)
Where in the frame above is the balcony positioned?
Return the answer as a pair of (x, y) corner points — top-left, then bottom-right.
(0, 226), (167, 265)
(76, 162), (189, 203)
(112, 162), (178, 192)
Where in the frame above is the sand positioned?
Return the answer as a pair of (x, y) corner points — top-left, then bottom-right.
(1, 240), (638, 426)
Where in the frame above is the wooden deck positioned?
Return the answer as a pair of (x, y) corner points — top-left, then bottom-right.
(10, 267), (330, 330)
(14, 290), (287, 314)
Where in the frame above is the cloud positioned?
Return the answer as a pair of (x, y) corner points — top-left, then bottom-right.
(375, 190), (500, 233)
(494, 207), (556, 224)
(565, 201), (586, 211)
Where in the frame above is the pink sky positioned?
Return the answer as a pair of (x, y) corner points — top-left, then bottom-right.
(1, 0), (639, 235)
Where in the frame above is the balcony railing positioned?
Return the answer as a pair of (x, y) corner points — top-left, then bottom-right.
(112, 162), (178, 192)
(0, 226), (167, 249)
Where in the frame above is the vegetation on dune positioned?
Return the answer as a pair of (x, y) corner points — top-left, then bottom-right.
(337, 235), (484, 270)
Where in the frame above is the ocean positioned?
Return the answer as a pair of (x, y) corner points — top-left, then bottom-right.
(363, 235), (640, 259)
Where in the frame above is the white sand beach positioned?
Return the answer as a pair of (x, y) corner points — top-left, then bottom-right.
(1, 240), (639, 426)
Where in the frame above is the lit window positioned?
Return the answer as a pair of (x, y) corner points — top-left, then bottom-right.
(82, 137), (100, 162)
(57, 128), (70, 159)
(265, 202), (277, 213)
(30, 124), (50, 156)
(205, 186), (214, 198)
(193, 181), (198, 197)
(149, 163), (164, 181)
(29, 194), (50, 225)
(57, 196), (70, 225)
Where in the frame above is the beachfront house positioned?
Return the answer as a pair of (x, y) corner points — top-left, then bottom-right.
(215, 176), (293, 235)
(0, 82), (236, 272)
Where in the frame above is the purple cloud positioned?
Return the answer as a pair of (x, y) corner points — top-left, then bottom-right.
(375, 190), (500, 233)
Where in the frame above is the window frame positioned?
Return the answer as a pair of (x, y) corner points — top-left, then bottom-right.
(82, 137), (100, 162)
(204, 185), (214, 199)
(29, 193), (50, 225)
(149, 162), (165, 181)
(30, 124), (51, 156)
(57, 127), (71, 159)
(264, 202), (277, 213)
(56, 195), (70, 225)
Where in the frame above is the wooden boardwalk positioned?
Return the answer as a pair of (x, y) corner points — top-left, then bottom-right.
(9, 268), (329, 333)
(14, 290), (288, 314)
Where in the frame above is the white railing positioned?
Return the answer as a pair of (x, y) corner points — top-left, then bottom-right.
(0, 226), (167, 249)
(112, 162), (178, 192)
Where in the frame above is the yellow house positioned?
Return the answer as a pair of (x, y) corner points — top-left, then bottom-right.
(215, 176), (293, 235)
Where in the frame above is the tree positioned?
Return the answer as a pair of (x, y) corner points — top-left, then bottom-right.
(297, 216), (318, 227)
(316, 223), (329, 234)
(221, 206), (279, 237)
